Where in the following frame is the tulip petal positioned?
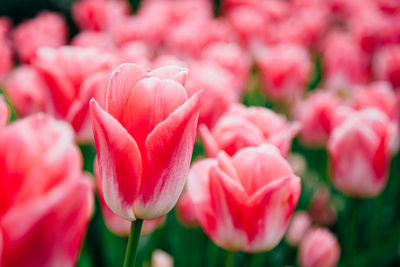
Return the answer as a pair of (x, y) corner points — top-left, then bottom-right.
(245, 175), (301, 252)
(105, 63), (148, 121)
(0, 96), (9, 131)
(1, 179), (93, 267)
(90, 99), (142, 220)
(149, 65), (188, 86)
(198, 124), (219, 157)
(133, 91), (201, 219)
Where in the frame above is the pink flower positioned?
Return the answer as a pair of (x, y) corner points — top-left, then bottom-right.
(298, 227), (340, 267)
(185, 60), (239, 129)
(187, 145), (301, 252)
(373, 44), (400, 89)
(151, 250), (174, 267)
(71, 31), (116, 52)
(255, 43), (312, 102)
(0, 96), (8, 131)
(12, 11), (67, 63)
(199, 103), (300, 157)
(90, 63), (202, 220)
(295, 90), (341, 147)
(309, 187), (337, 226)
(176, 190), (197, 227)
(285, 211), (312, 246)
(33, 46), (116, 142)
(0, 114), (93, 267)
(72, 0), (130, 31)
(94, 158), (163, 236)
(4, 65), (47, 117)
(0, 20), (13, 82)
(328, 108), (396, 197)
(321, 31), (369, 90)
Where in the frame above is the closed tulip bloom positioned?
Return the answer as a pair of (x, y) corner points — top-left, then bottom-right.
(295, 90), (341, 147)
(151, 250), (174, 267)
(0, 114), (93, 267)
(373, 44), (400, 89)
(328, 108), (396, 197)
(285, 211), (312, 246)
(187, 145), (301, 252)
(199, 103), (300, 157)
(298, 227), (340, 267)
(176, 190), (197, 227)
(94, 159), (164, 236)
(90, 63), (202, 220)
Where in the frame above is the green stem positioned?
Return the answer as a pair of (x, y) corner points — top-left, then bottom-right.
(225, 251), (235, 267)
(123, 219), (143, 267)
(244, 253), (252, 267)
(347, 199), (360, 266)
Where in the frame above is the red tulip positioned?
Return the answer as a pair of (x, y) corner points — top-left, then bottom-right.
(94, 158), (164, 236)
(12, 12), (67, 63)
(328, 108), (396, 197)
(373, 44), (400, 89)
(90, 63), (202, 220)
(187, 145), (301, 252)
(0, 114), (93, 267)
(199, 103), (300, 157)
(285, 211), (312, 246)
(295, 90), (341, 147)
(298, 227), (340, 267)
(33, 46), (116, 142)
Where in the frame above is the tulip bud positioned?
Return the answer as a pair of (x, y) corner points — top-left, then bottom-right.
(286, 211), (312, 246)
(151, 250), (173, 267)
(298, 227), (340, 267)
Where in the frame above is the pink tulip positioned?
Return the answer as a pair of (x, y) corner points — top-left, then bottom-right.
(90, 63), (202, 220)
(0, 96), (8, 131)
(0, 114), (93, 267)
(187, 145), (301, 252)
(72, 0), (130, 31)
(94, 158), (164, 236)
(199, 103), (300, 157)
(176, 190), (197, 227)
(328, 108), (396, 197)
(295, 90), (341, 147)
(298, 227), (340, 267)
(185, 60), (239, 129)
(309, 187), (337, 226)
(33, 46), (116, 142)
(71, 31), (117, 52)
(322, 31), (369, 90)
(0, 21), (12, 82)
(12, 12), (67, 63)
(4, 65), (47, 117)
(373, 44), (400, 89)
(151, 250), (174, 267)
(255, 43), (312, 102)
(285, 211), (312, 246)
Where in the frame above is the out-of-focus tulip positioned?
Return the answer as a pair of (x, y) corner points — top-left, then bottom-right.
(350, 81), (399, 122)
(199, 103), (300, 157)
(0, 96), (8, 130)
(255, 43), (312, 102)
(119, 41), (152, 68)
(187, 145), (301, 252)
(373, 44), (400, 89)
(285, 211), (312, 246)
(151, 250), (174, 267)
(201, 42), (251, 95)
(4, 65), (47, 117)
(72, 0), (130, 31)
(0, 114), (93, 267)
(176, 190), (197, 227)
(295, 90), (341, 147)
(298, 227), (340, 267)
(288, 153), (307, 177)
(33, 46), (116, 142)
(0, 18), (12, 82)
(328, 108), (396, 197)
(12, 12), (67, 63)
(322, 31), (369, 90)
(71, 31), (117, 52)
(90, 63), (202, 220)
(185, 60), (239, 129)
(94, 158), (164, 236)
(310, 187), (337, 226)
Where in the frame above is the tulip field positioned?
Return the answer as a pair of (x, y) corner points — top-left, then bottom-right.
(1, 0), (400, 267)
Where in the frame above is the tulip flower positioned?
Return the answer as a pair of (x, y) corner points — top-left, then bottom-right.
(90, 63), (201, 221)
(176, 190), (197, 227)
(94, 158), (164, 236)
(373, 44), (400, 89)
(199, 103), (300, 157)
(298, 227), (340, 267)
(294, 90), (341, 147)
(0, 18), (12, 82)
(285, 211), (312, 246)
(309, 187), (337, 226)
(187, 144), (301, 252)
(328, 108), (396, 197)
(0, 96), (8, 130)
(12, 11), (67, 63)
(0, 114), (93, 267)
(151, 250), (174, 267)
